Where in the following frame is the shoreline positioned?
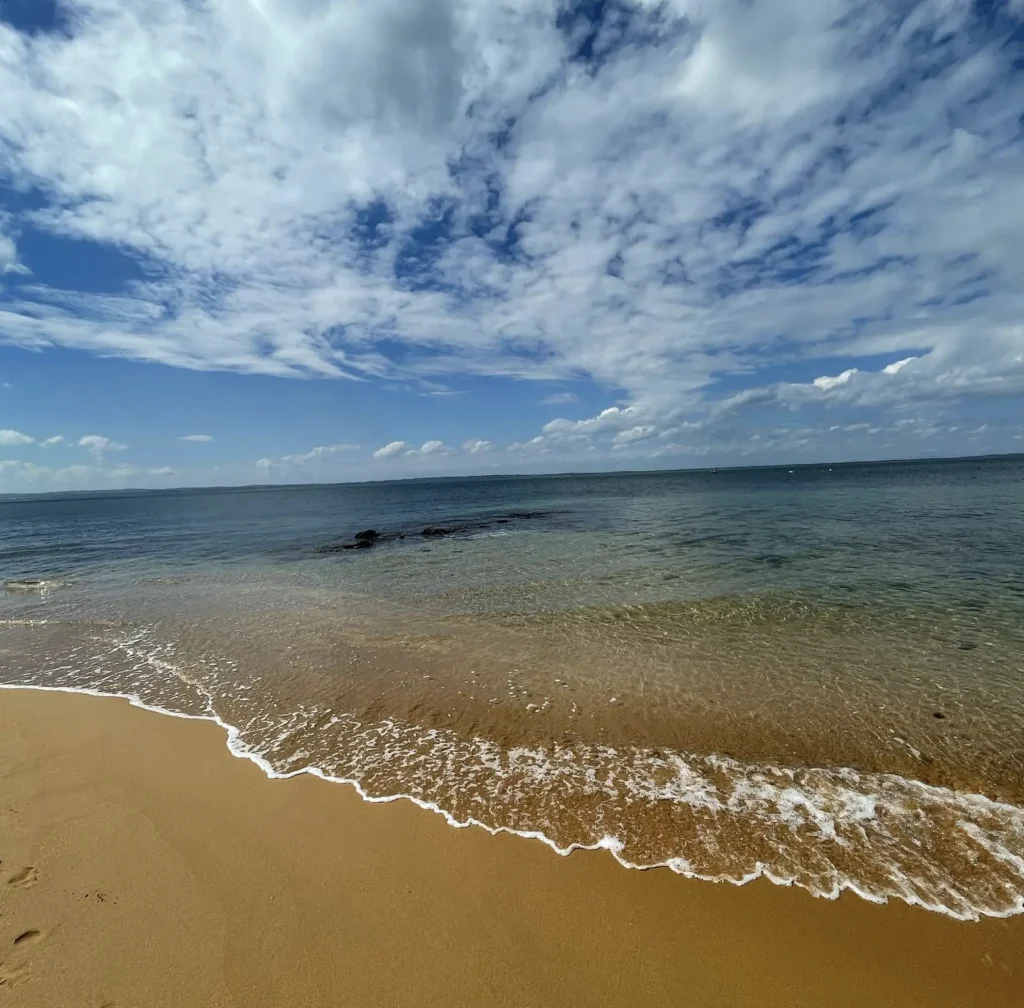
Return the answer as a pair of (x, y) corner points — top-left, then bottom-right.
(1, 686), (1023, 1007)
(2, 679), (1023, 922)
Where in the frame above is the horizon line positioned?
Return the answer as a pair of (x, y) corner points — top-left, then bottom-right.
(2, 449), (1021, 502)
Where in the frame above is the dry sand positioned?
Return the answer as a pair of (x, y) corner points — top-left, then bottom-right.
(1, 688), (1021, 1008)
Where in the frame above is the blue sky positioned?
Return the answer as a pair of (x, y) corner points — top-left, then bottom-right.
(1, 0), (1023, 491)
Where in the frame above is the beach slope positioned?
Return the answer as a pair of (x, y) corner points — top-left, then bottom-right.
(1, 688), (1021, 1008)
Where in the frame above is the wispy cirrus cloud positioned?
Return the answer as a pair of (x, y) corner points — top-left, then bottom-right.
(0, 211), (27, 275)
(179, 434), (214, 443)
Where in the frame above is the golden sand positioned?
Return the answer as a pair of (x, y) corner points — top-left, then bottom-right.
(1, 687), (1021, 1007)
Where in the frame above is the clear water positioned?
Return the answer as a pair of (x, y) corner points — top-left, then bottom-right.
(2, 456), (1023, 919)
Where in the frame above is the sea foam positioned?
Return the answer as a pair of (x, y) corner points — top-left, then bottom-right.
(2, 624), (1022, 923)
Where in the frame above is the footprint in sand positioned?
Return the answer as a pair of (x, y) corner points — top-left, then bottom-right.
(6, 866), (39, 889)
(0, 926), (48, 988)
(0, 960), (28, 988)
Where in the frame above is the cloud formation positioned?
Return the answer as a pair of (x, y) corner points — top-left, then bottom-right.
(0, 428), (33, 445)
(78, 434), (128, 458)
(0, 459), (175, 487)
(255, 443), (360, 476)
(372, 441), (409, 459)
(415, 440), (448, 456)
(179, 434), (214, 442)
(0, 1), (1022, 488)
(0, 212), (26, 275)
(0, 3), (1020, 408)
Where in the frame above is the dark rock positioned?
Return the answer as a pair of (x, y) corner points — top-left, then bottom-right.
(317, 509), (557, 553)
(933, 711), (946, 719)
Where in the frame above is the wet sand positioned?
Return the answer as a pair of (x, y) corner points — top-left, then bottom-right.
(1, 688), (1022, 1008)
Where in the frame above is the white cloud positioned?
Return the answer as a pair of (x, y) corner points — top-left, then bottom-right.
(0, 212), (28, 276)
(0, 460), (90, 483)
(0, 0), (1020, 464)
(40, 435), (64, 446)
(416, 440), (447, 455)
(715, 330), (1024, 420)
(0, 235), (18, 275)
(544, 407), (634, 435)
(613, 425), (657, 446)
(107, 463), (176, 479)
(511, 403), (705, 458)
(256, 443), (360, 475)
(0, 459), (175, 490)
(540, 407), (651, 446)
(462, 438), (493, 454)
(812, 369), (857, 391)
(0, 429), (34, 445)
(541, 392), (579, 405)
(372, 440), (409, 458)
(78, 435), (128, 458)
(179, 434), (214, 442)
(292, 443), (358, 462)
(370, 439), (453, 459)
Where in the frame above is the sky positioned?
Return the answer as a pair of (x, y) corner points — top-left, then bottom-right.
(0, 0), (1023, 492)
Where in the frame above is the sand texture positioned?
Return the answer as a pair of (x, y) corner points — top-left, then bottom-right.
(1, 687), (1022, 1008)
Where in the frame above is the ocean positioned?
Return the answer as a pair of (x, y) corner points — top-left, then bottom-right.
(2, 455), (1023, 920)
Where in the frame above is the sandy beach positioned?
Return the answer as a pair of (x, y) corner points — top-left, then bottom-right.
(0, 687), (1021, 1008)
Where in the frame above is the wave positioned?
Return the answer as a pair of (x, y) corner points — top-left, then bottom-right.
(2, 579), (68, 593)
(1, 625), (1022, 922)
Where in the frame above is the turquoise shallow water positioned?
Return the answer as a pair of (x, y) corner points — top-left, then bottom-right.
(2, 456), (1023, 918)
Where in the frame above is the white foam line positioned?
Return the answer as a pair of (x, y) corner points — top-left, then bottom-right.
(1, 681), (1021, 923)
(0, 681), (217, 722)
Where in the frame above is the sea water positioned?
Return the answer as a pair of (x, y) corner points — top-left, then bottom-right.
(2, 456), (1022, 919)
